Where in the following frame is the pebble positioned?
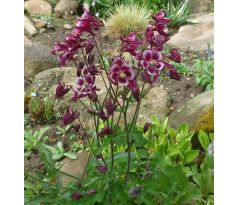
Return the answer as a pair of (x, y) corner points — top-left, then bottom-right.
(186, 77), (190, 81)
(64, 24), (73, 30)
(46, 23), (55, 29)
(35, 20), (47, 29)
(39, 28), (47, 34)
(190, 93), (195, 98)
(159, 85), (164, 89)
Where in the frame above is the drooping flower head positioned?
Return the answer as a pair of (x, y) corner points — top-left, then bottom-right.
(55, 82), (71, 98)
(98, 126), (111, 138)
(62, 108), (80, 125)
(105, 98), (118, 117)
(96, 165), (108, 174)
(129, 186), (142, 198)
(168, 49), (182, 63)
(72, 191), (82, 200)
(109, 56), (135, 87)
(121, 32), (142, 56)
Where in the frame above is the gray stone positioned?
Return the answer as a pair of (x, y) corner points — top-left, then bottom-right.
(189, 0), (214, 14)
(54, 0), (79, 18)
(24, 0), (52, 15)
(169, 90), (214, 133)
(39, 28), (47, 33)
(59, 151), (89, 186)
(24, 15), (38, 37)
(167, 13), (214, 51)
(24, 42), (59, 79)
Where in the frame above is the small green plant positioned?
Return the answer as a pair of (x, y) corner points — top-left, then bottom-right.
(44, 141), (77, 160)
(24, 127), (49, 157)
(193, 58), (214, 91)
(106, 4), (151, 36)
(48, 0), (59, 7)
(28, 96), (56, 122)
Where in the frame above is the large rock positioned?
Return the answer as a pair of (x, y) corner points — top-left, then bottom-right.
(168, 13), (214, 51)
(24, 41), (59, 79)
(54, 0), (79, 18)
(59, 151), (89, 186)
(169, 90), (214, 133)
(189, 0), (214, 14)
(24, 16), (38, 37)
(25, 0), (52, 15)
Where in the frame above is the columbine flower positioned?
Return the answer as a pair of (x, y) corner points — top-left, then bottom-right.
(62, 108), (80, 125)
(141, 70), (160, 85)
(96, 165), (107, 174)
(109, 57), (135, 86)
(85, 38), (96, 54)
(168, 49), (182, 63)
(121, 32), (141, 56)
(76, 9), (102, 34)
(167, 66), (180, 81)
(105, 98), (118, 117)
(152, 10), (170, 37)
(52, 41), (80, 67)
(141, 49), (164, 76)
(75, 74), (96, 98)
(72, 191), (82, 200)
(98, 109), (108, 121)
(98, 126), (111, 138)
(129, 186), (142, 198)
(55, 82), (71, 98)
(143, 122), (151, 133)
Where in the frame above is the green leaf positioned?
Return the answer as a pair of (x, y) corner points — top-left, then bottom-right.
(63, 153), (77, 160)
(198, 130), (210, 151)
(184, 150), (199, 164)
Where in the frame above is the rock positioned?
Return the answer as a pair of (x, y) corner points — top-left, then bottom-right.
(63, 23), (73, 30)
(127, 86), (170, 124)
(24, 35), (32, 46)
(169, 90), (214, 133)
(168, 13), (214, 51)
(46, 23), (55, 29)
(24, 0), (52, 15)
(34, 20), (47, 29)
(189, 0), (214, 14)
(59, 151), (89, 186)
(39, 28), (47, 33)
(54, 0), (79, 19)
(25, 42), (59, 79)
(24, 16), (38, 37)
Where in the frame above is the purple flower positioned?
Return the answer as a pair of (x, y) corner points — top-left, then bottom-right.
(98, 126), (111, 138)
(85, 38), (96, 54)
(109, 57), (135, 86)
(96, 165), (108, 174)
(75, 74), (96, 98)
(168, 49), (182, 63)
(141, 70), (160, 85)
(55, 82), (71, 98)
(121, 32), (141, 56)
(129, 186), (142, 198)
(128, 80), (140, 101)
(167, 67), (180, 81)
(141, 49), (164, 76)
(105, 98), (118, 116)
(62, 108), (80, 125)
(72, 191), (82, 200)
(152, 10), (170, 37)
(98, 109), (108, 121)
(52, 41), (79, 67)
(143, 122), (151, 133)
(76, 9), (102, 34)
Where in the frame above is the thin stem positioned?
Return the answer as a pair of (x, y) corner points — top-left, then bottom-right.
(145, 128), (152, 170)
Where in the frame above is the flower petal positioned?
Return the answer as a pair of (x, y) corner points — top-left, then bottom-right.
(143, 50), (152, 61)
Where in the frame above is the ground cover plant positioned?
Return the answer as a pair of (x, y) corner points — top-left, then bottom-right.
(25, 7), (214, 205)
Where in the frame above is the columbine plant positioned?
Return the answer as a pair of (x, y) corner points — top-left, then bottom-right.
(52, 8), (181, 203)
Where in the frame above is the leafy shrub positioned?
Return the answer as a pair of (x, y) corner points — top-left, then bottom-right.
(106, 4), (151, 36)
(193, 58), (214, 91)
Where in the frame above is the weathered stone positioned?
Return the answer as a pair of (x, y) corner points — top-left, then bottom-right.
(59, 151), (89, 186)
(24, 15), (38, 37)
(54, 0), (79, 18)
(24, 42), (59, 79)
(168, 13), (214, 51)
(169, 90), (214, 133)
(24, 0), (52, 15)
(34, 20), (47, 29)
(189, 0), (214, 14)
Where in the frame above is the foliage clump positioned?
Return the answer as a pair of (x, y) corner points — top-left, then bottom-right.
(106, 4), (151, 36)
